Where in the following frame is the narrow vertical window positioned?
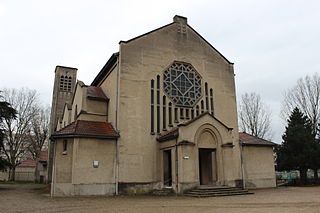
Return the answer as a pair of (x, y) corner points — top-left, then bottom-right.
(156, 75), (160, 134)
(150, 80), (155, 134)
(210, 88), (214, 115)
(59, 75), (64, 90)
(205, 83), (209, 112)
(196, 105), (200, 116)
(163, 96), (166, 131)
(201, 100), (204, 113)
(74, 105), (78, 121)
(174, 107), (178, 123)
(180, 108), (184, 119)
(191, 109), (195, 119)
(168, 102), (173, 127)
(68, 76), (72, 92)
(63, 140), (68, 153)
(186, 109), (190, 119)
(157, 75), (160, 89)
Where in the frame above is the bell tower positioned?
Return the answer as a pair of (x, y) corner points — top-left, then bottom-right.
(48, 65), (77, 183)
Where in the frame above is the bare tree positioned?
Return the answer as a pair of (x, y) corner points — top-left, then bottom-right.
(0, 88), (39, 181)
(281, 73), (320, 179)
(27, 106), (50, 182)
(282, 73), (320, 135)
(238, 92), (272, 139)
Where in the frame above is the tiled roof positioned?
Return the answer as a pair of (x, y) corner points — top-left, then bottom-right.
(91, 53), (119, 86)
(156, 128), (179, 142)
(178, 112), (233, 131)
(86, 86), (109, 101)
(18, 158), (36, 168)
(239, 132), (277, 147)
(17, 150), (48, 168)
(51, 120), (119, 139)
(39, 150), (48, 162)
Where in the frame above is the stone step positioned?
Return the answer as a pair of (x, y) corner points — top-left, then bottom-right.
(184, 186), (253, 198)
(185, 191), (254, 198)
(186, 189), (249, 195)
(190, 187), (245, 192)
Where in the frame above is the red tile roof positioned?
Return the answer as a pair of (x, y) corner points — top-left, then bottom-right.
(239, 132), (277, 147)
(18, 158), (36, 167)
(52, 120), (119, 139)
(86, 86), (108, 101)
(17, 151), (48, 168)
(39, 150), (48, 162)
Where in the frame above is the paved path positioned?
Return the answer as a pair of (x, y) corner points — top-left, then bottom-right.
(0, 184), (320, 213)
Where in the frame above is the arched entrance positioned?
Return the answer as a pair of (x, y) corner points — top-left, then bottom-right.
(199, 148), (216, 185)
(196, 127), (220, 185)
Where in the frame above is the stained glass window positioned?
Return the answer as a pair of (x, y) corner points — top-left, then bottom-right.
(163, 62), (201, 107)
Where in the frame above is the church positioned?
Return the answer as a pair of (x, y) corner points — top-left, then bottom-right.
(49, 15), (276, 196)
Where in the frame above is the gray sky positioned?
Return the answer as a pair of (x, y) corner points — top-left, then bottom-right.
(1, 0), (320, 143)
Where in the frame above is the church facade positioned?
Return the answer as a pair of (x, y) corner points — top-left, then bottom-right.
(49, 16), (276, 196)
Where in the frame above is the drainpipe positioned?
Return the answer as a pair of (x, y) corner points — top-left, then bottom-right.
(240, 141), (246, 189)
(175, 137), (179, 193)
(115, 136), (119, 195)
(51, 139), (57, 197)
(115, 54), (120, 195)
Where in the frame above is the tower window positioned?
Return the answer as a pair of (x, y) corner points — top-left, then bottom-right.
(59, 75), (72, 92)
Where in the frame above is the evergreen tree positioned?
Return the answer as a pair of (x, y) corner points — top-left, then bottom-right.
(276, 107), (316, 184)
(0, 94), (16, 171)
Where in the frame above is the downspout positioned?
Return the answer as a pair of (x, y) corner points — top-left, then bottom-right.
(50, 139), (57, 197)
(115, 54), (120, 195)
(175, 137), (179, 193)
(240, 141), (246, 189)
(115, 136), (119, 195)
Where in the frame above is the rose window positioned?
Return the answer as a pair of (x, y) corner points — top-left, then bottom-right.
(163, 62), (202, 107)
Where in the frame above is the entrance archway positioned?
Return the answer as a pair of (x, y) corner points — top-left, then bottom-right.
(196, 127), (220, 185)
(199, 148), (217, 185)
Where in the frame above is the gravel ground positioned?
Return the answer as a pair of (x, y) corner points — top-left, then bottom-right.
(0, 184), (320, 213)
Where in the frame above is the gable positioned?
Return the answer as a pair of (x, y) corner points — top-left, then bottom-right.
(119, 15), (233, 69)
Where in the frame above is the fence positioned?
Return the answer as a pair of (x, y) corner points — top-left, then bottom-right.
(15, 171), (35, 182)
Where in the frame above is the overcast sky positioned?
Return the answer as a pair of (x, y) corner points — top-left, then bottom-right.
(1, 0), (320, 143)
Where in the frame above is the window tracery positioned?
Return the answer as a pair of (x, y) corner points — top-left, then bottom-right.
(163, 62), (201, 107)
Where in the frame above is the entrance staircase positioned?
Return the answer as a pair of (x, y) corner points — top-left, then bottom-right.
(184, 185), (253, 198)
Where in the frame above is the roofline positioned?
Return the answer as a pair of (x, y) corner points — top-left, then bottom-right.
(239, 132), (278, 147)
(87, 96), (109, 102)
(119, 23), (174, 44)
(157, 133), (178, 142)
(177, 140), (195, 146)
(156, 128), (179, 142)
(187, 25), (233, 65)
(178, 112), (233, 131)
(51, 133), (119, 140)
(118, 21), (233, 65)
(55, 65), (78, 72)
(240, 142), (276, 147)
(69, 81), (87, 114)
(91, 53), (119, 86)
